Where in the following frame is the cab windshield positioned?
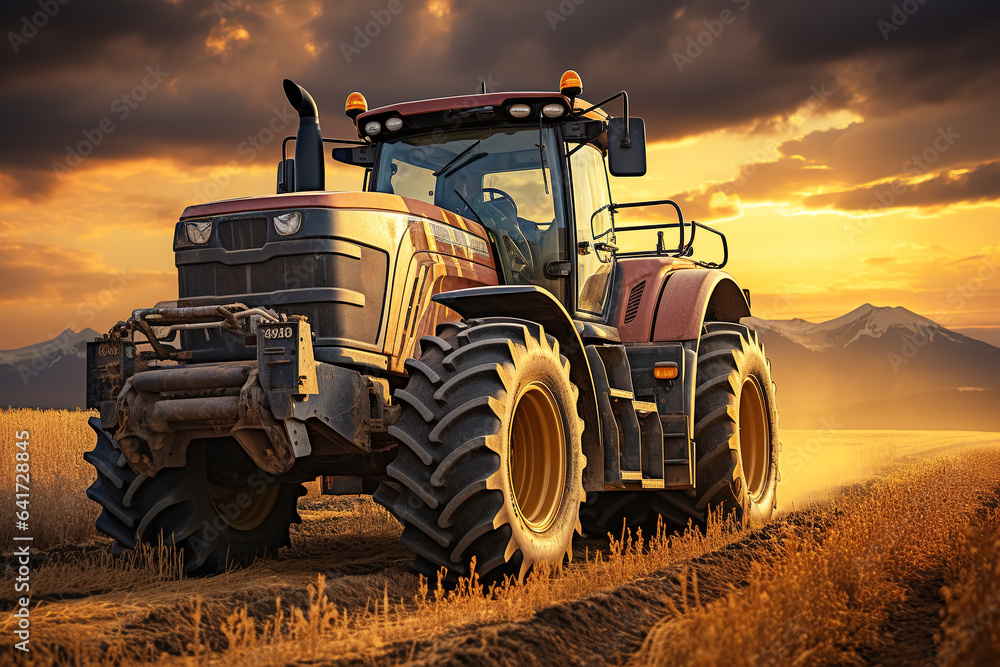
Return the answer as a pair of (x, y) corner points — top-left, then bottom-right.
(372, 126), (567, 299)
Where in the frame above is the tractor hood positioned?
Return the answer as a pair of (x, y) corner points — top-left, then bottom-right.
(180, 190), (474, 230)
(173, 190), (496, 370)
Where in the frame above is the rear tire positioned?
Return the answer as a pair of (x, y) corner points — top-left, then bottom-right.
(376, 319), (586, 586)
(652, 322), (780, 530)
(85, 418), (305, 575)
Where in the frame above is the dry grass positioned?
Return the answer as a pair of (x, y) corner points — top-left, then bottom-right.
(4, 410), (999, 665)
(0, 408), (99, 549)
(0, 409), (748, 663)
(192, 518), (745, 666)
(937, 509), (1000, 666)
(13, 513), (745, 664)
(629, 449), (1000, 666)
(20, 540), (186, 601)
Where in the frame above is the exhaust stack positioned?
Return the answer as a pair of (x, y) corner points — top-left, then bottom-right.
(282, 79), (325, 192)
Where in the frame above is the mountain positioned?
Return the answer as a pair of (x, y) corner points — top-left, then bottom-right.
(744, 304), (1000, 431)
(3, 306), (998, 431)
(0, 328), (101, 409)
(745, 303), (950, 352)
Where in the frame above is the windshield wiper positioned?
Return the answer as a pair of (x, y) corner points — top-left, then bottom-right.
(454, 188), (484, 224)
(538, 116), (549, 195)
(440, 151), (488, 178)
(449, 105), (494, 120)
(433, 140), (481, 177)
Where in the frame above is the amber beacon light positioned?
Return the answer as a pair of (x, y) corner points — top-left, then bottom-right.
(345, 92), (368, 120)
(559, 69), (582, 104)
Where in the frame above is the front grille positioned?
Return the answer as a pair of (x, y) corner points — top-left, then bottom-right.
(623, 280), (645, 323)
(218, 217), (268, 250)
(178, 246), (389, 345)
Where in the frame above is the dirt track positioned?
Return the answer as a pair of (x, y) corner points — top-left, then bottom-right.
(775, 428), (999, 510)
(3, 429), (999, 665)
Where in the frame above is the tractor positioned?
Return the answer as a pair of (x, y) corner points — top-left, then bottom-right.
(85, 71), (779, 585)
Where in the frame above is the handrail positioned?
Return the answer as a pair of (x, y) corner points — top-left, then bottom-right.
(608, 198), (728, 268)
(610, 199), (685, 252)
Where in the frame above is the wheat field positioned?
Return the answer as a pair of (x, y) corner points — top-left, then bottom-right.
(630, 453), (1000, 666)
(2, 409), (999, 665)
(0, 408), (100, 549)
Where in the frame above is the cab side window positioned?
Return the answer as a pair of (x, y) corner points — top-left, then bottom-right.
(570, 145), (613, 315)
(387, 160), (435, 200)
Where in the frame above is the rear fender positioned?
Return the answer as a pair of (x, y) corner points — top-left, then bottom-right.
(653, 269), (750, 343)
(432, 285), (604, 491)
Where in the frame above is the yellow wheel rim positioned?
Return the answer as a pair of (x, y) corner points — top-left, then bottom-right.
(207, 477), (280, 531)
(738, 376), (770, 499)
(508, 381), (567, 533)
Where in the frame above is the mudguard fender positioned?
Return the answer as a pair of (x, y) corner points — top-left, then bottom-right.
(653, 269), (751, 342)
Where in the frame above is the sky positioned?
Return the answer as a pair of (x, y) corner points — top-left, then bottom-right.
(0, 0), (998, 349)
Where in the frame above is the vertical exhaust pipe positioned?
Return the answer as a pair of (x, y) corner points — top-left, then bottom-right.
(282, 79), (325, 192)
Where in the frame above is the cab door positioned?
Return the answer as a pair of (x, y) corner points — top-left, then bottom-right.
(569, 144), (615, 317)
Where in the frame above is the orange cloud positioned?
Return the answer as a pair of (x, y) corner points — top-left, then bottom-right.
(0, 242), (174, 349)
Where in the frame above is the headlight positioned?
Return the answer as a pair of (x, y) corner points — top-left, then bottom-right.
(385, 117), (403, 131)
(364, 120), (382, 136)
(542, 103), (565, 118)
(186, 220), (212, 244)
(274, 211), (302, 236)
(508, 104), (532, 118)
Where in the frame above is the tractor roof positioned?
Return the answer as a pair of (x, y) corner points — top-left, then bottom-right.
(354, 91), (609, 137)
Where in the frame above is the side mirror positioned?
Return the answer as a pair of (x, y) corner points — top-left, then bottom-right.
(276, 158), (295, 194)
(607, 117), (646, 177)
(332, 145), (376, 168)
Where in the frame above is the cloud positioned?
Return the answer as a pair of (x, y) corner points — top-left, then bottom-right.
(699, 92), (1000, 211)
(0, 242), (170, 304)
(805, 161), (1000, 211)
(747, 0), (1000, 112)
(650, 186), (738, 221)
(950, 243), (1000, 268)
(2, 0), (998, 200)
(712, 156), (839, 203)
(0, 240), (175, 347)
(778, 98), (1000, 184)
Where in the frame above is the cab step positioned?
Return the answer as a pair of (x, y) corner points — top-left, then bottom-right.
(632, 400), (657, 414)
(586, 342), (697, 491)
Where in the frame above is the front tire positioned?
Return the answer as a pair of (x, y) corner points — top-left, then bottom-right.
(376, 319), (586, 585)
(85, 418), (305, 575)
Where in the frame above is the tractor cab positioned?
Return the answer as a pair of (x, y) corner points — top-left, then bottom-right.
(322, 71), (651, 323)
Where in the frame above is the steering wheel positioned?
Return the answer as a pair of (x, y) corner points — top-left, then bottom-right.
(468, 187), (532, 249)
(464, 190), (535, 281)
(477, 187), (518, 219)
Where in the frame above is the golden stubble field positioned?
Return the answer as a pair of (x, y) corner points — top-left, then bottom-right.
(1, 408), (999, 665)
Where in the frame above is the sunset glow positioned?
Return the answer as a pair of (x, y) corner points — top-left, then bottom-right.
(1, 0), (997, 349)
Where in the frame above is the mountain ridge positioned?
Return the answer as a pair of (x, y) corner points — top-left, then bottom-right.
(743, 305), (1000, 430)
(745, 303), (961, 352)
(0, 309), (997, 431)
(0, 328), (101, 409)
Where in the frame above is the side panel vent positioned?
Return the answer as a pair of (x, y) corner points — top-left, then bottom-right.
(623, 280), (645, 324)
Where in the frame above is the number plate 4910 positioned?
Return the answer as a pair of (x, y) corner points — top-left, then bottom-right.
(261, 325), (294, 340)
